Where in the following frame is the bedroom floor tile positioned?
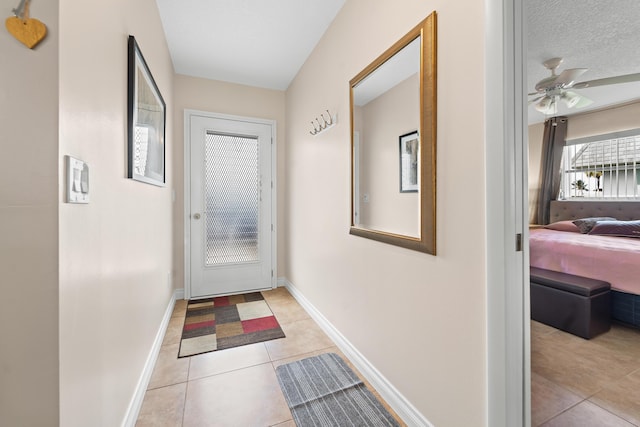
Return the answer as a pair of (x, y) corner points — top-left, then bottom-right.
(531, 372), (583, 426)
(589, 324), (640, 360)
(539, 400), (635, 427)
(589, 369), (640, 426)
(532, 322), (640, 426)
(531, 320), (558, 339)
(531, 327), (639, 398)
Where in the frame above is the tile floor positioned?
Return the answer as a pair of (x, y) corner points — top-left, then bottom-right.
(531, 320), (640, 426)
(136, 287), (405, 426)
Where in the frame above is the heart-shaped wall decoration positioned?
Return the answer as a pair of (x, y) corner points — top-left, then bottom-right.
(5, 16), (47, 49)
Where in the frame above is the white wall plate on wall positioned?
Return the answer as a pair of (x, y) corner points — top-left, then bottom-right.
(65, 155), (89, 204)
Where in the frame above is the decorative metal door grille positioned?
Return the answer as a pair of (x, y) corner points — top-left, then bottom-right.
(204, 132), (260, 265)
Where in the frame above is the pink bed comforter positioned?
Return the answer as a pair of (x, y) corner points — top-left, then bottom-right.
(529, 229), (640, 295)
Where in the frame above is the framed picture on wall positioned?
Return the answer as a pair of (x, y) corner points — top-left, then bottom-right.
(399, 130), (420, 193)
(127, 35), (166, 186)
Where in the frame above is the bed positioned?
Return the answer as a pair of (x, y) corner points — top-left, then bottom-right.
(530, 200), (640, 327)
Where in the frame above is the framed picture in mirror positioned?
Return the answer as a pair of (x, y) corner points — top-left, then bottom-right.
(399, 131), (419, 193)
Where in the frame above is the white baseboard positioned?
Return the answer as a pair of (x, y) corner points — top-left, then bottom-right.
(121, 289), (182, 427)
(281, 277), (433, 427)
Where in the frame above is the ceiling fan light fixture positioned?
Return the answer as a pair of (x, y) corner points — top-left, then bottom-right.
(534, 95), (557, 114)
(574, 95), (594, 109)
(561, 91), (580, 108)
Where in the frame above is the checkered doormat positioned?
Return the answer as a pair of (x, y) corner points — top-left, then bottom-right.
(178, 292), (285, 358)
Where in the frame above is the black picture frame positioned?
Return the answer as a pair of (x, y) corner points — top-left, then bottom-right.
(399, 130), (419, 193)
(127, 35), (166, 186)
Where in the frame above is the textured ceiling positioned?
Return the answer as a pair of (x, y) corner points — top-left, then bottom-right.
(526, 0), (640, 123)
(156, 0), (346, 90)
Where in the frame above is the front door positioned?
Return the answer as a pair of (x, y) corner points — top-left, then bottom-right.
(188, 112), (274, 298)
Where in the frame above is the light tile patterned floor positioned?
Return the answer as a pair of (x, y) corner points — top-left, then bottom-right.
(136, 287), (405, 426)
(531, 320), (640, 426)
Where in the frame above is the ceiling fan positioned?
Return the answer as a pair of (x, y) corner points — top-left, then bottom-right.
(529, 57), (640, 115)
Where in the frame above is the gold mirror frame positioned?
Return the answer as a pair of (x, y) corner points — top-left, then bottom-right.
(349, 12), (437, 254)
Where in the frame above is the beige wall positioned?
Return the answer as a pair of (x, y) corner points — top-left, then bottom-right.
(567, 101), (640, 141)
(58, 0), (174, 425)
(1, 0), (503, 424)
(172, 75), (287, 287)
(528, 101), (640, 221)
(285, 1), (487, 425)
(0, 0), (59, 424)
(358, 73), (420, 236)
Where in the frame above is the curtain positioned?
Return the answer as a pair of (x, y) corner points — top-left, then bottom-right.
(534, 116), (568, 225)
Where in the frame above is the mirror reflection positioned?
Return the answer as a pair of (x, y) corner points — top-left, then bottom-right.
(349, 13), (437, 254)
(352, 37), (421, 237)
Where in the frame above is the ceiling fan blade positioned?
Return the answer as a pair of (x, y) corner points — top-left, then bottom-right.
(529, 95), (544, 104)
(555, 68), (588, 87)
(572, 73), (640, 89)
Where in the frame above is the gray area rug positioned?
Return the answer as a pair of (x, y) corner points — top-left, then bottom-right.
(275, 352), (400, 427)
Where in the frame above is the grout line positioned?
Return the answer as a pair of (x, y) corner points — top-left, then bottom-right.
(146, 380), (190, 392)
(181, 380), (189, 427)
(188, 360), (275, 382)
(186, 347), (272, 382)
(538, 398), (588, 426)
(625, 365), (640, 377)
(186, 356), (191, 383)
(586, 399), (640, 427)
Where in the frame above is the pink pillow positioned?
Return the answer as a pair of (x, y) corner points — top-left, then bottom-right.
(544, 220), (580, 233)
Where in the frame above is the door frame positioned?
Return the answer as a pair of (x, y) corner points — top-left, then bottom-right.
(487, 0), (530, 425)
(183, 109), (277, 300)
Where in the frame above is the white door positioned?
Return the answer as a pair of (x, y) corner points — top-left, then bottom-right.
(188, 113), (275, 298)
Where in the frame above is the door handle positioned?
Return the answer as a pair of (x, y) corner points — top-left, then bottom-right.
(193, 213), (201, 220)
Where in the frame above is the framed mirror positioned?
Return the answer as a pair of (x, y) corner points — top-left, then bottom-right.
(349, 12), (437, 254)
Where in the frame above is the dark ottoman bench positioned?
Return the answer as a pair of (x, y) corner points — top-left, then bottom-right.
(530, 267), (611, 339)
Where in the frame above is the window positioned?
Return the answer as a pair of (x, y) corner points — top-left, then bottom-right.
(559, 129), (640, 200)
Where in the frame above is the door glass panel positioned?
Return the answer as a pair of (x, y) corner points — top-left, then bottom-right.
(204, 132), (259, 265)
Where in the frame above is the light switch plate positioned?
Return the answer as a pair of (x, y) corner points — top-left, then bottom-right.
(65, 155), (89, 204)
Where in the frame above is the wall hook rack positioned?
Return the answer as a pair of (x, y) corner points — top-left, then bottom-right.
(309, 109), (337, 136)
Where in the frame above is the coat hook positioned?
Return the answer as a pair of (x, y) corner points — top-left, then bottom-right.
(309, 109), (336, 136)
(325, 110), (333, 125)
